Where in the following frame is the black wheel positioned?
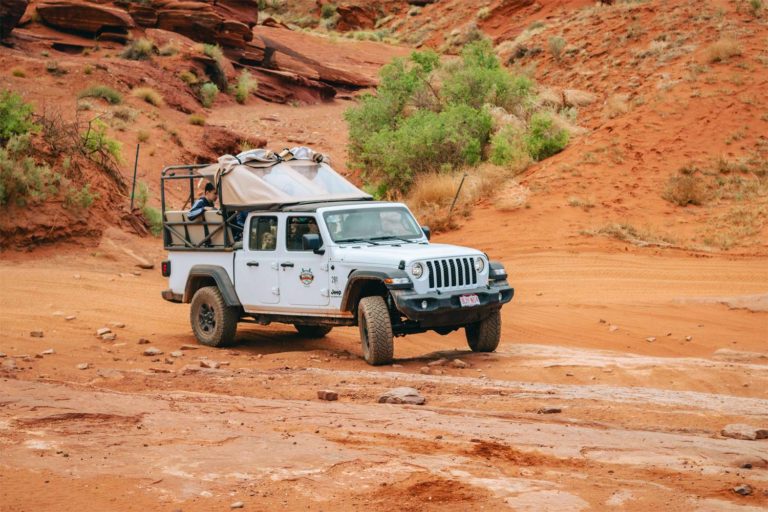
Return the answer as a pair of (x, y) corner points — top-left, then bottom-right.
(466, 309), (501, 352)
(358, 295), (393, 365)
(294, 324), (333, 338)
(190, 286), (239, 347)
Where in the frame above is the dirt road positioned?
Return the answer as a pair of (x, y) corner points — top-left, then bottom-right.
(1, 234), (766, 511)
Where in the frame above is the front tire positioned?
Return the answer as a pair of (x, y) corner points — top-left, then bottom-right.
(358, 296), (394, 365)
(294, 324), (333, 338)
(466, 309), (501, 352)
(190, 286), (239, 347)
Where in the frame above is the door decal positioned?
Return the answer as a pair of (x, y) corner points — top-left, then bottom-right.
(299, 268), (314, 286)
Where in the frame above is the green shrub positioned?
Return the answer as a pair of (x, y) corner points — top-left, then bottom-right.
(524, 112), (569, 161)
(78, 85), (122, 104)
(189, 113), (206, 126)
(132, 87), (164, 107)
(200, 82), (219, 107)
(81, 119), (122, 164)
(321, 3), (337, 18)
(121, 38), (154, 60)
(345, 40), (560, 196)
(11, 68), (26, 78)
(64, 184), (97, 210)
(359, 104), (492, 191)
(441, 39), (533, 110)
(0, 135), (61, 206)
(0, 90), (38, 142)
(489, 124), (528, 167)
(134, 181), (162, 235)
(235, 70), (258, 104)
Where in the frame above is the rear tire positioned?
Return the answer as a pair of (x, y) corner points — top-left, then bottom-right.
(466, 310), (501, 352)
(294, 324), (333, 338)
(358, 296), (393, 365)
(190, 286), (239, 347)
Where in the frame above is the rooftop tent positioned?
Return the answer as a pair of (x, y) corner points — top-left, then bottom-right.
(196, 147), (372, 209)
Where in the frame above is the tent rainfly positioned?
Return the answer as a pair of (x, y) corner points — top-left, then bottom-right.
(196, 147), (372, 209)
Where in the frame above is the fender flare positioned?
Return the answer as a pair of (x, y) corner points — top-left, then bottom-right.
(184, 265), (241, 307)
(340, 269), (411, 312)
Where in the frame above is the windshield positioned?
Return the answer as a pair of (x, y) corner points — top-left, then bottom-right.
(323, 206), (423, 243)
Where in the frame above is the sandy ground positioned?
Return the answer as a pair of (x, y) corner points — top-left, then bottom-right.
(1, 231), (766, 511)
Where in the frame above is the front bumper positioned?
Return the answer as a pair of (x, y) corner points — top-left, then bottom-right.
(390, 281), (514, 328)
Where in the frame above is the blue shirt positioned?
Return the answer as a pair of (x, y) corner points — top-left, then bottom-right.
(188, 196), (214, 221)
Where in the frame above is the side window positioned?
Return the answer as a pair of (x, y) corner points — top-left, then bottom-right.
(248, 216), (277, 251)
(286, 216), (321, 251)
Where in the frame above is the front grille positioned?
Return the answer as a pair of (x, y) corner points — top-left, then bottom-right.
(426, 257), (477, 290)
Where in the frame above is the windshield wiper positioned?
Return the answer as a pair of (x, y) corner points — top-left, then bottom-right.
(369, 235), (415, 244)
(335, 238), (379, 245)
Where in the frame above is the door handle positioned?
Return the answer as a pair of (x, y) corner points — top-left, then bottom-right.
(246, 261), (259, 267)
(280, 262), (294, 268)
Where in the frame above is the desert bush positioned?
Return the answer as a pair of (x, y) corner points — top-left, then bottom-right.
(706, 39), (742, 63)
(0, 134), (61, 206)
(11, 68), (25, 78)
(346, 40), (561, 196)
(202, 44), (228, 88)
(321, 3), (337, 18)
(78, 85), (122, 104)
(441, 40), (534, 111)
(137, 130), (150, 143)
(489, 124), (530, 168)
(158, 43), (178, 56)
(64, 183), (97, 210)
(134, 181), (162, 235)
(0, 90), (38, 142)
(548, 36), (566, 62)
(45, 61), (66, 76)
(121, 38), (154, 60)
(83, 64), (93, 75)
(359, 104), (492, 192)
(189, 113), (206, 126)
(200, 82), (219, 107)
(132, 87), (164, 107)
(81, 119), (122, 165)
(235, 70), (258, 104)
(663, 170), (708, 206)
(112, 106), (138, 122)
(477, 6), (490, 20)
(179, 70), (198, 85)
(747, 0), (764, 17)
(524, 112), (569, 161)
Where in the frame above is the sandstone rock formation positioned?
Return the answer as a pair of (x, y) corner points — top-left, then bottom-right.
(0, 0), (29, 40)
(36, 1), (135, 37)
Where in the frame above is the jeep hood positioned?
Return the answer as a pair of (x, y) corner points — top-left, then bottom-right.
(332, 243), (483, 267)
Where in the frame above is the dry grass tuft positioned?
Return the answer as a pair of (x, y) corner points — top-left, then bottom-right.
(663, 171), (708, 206)
(605, 94), (630, 119)
(406, 164), (517, 231)
(496, 182), (530, 211)
(132, 87), (164, 107)
(706, 39), (742, 64)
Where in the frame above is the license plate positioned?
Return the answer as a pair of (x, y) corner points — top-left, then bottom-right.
(459, 294), (480, 307)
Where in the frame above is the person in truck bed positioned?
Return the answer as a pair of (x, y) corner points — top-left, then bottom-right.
(187, 182), (217, 221)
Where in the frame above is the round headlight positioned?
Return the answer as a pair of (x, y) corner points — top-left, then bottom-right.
(411, 262), (424, 278)
(474, 257), (485, 273)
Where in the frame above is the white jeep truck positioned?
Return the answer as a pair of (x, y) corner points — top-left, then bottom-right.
(160, 148), (514, 365)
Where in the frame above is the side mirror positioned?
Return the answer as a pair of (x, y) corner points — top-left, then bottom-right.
(421, 226), (431, 241)
(302, 233), (323, 253)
